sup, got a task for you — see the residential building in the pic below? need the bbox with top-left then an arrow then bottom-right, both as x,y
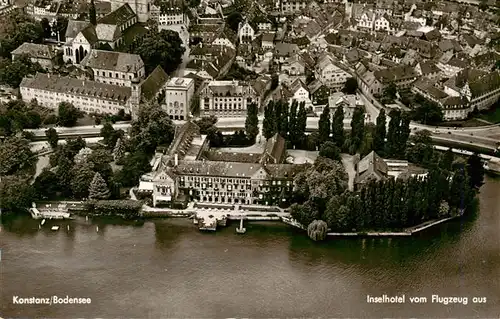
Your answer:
11,43 -> 58,70
373,65 -> 418,90
280,0 -> 308,14
355,151 -> 427,188
414,61 -> 441,80
157,0 -> 189,27
308,80 -> 330,106
287,79 -> 311,106
199,80 -> 258,117
20,73 -> 133,115
164,77 -> 195,120
327,92 -> 364,119
281,54 -> 305,76
238,21 -> 255,44
80,50 -> 145,87
357,11 -> 376,30
316,54 -> 352,91
261,33 -> 275,50
274,43 -> 300,64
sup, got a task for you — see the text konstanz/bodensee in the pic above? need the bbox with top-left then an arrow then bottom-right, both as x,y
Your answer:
12,296 -> 92,305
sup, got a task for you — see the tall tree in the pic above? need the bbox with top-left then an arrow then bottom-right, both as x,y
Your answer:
467,153 -> 484,189
88,172 -> 111,200
386,109 -> 401,157
45,127 -> 59,149
373,108 -> 386,155
115,151 -> 152,187
278,101 -> 289,138
33,169 -> 60,199
342,77 -> 358,95
318,105 -> 331,143
0,136 -> 35,175
113,137 -> 125,163
70,162 -> 95,199
273,100 -> 282,135
40,18 -> 51,38
89,0 -> 97,26
331,105 -> 345,149
350,106 -> 365,153
262,101 -> 275,139
129,103 -> 175,154
296,102 -> 307,146
319,141 -> 341,161
0,175 -> 36,211
440,148 -> 454,171
130,29 -> 185,74
288,100 -> 298,147
101,121 -> 116,148
57,102 -> 80,127
245,102 -> 259,142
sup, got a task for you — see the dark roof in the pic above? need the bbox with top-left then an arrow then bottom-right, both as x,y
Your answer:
81,50 -> 144,73
173,160 -> 304,179
468,71 -> 500,99
413,78 -> 448,100
140,66 -> 169,101
473,52 -> 500,69
374,65 -> 418,83
80,25 -> 99,45
462,34 -> 482,48
20,73 -> 131,102
274,42 -> 299,57
419,61 -> 440,75
356,151 -> 388,184
261,133 -> 286,164
65,20 -> 91,39
98,3 -> 135,25
11,43 -> 55,59
168,120 -> 200,158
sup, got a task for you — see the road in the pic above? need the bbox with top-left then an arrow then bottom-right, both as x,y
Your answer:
24,114 -> 499,153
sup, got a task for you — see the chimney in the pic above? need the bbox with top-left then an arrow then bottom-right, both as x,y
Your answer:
174,153 -> 178,166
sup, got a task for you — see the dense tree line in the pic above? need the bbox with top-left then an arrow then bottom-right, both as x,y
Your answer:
263,100 -> 307,147
289,125 -> 483,233
290,159 -> 478,232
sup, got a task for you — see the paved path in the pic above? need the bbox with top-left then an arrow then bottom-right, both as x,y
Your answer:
341,154 -> 356,191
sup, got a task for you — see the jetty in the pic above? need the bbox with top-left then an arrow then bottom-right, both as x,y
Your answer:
29,203 -> 71,220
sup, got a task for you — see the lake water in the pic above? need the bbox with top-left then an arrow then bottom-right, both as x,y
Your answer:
1,177 -> 499,318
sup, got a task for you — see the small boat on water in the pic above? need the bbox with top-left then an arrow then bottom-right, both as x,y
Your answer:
236,218 -> 246,234
41,219 -> 46,226
51,226 -> 59,231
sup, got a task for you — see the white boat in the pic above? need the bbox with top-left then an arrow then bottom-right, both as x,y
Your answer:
236,218 -> 246,234
51,226 -> 59,231
41,219 -> 46,226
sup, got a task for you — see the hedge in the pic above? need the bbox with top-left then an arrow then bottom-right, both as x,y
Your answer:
84,200 -> 143,219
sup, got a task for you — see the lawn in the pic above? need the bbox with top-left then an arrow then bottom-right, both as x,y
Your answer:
438,118 -> 492,128
479,106 -> 500,124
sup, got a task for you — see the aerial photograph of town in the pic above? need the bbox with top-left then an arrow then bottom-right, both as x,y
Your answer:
0,0 -> 498,316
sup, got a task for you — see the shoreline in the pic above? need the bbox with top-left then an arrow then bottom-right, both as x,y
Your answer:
7,201 -> 464,238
